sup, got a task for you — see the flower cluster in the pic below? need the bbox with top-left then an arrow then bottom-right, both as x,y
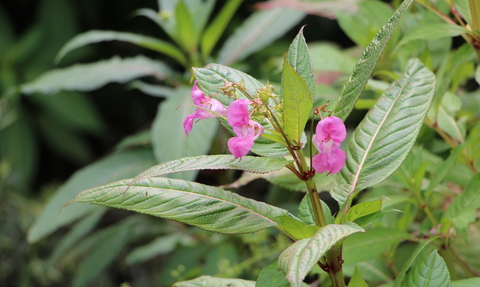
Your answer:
183,82 -> 263,159
312,116 -> 346,175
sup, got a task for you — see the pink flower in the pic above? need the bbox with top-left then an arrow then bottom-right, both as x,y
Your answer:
183,81 -> 227,136
227,99 -> 264,159
312,116 -> 346,175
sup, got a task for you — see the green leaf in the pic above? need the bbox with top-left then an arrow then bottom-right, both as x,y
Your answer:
452,278 -> 480,287
343,228 -> 410,264
392,238 -> 437,287
330,0 -> 414,121
348,266 -> 369,287
282,58 -> 313,144
130,155 -> 288,183
256,261 -> 289,287
286,26 -> 315,96
218,8 -> 305,65
402,250 -> 450,287
21,56 -> 172,95
128,80 -> 174,98
298,194 -> 334,225
353,208 -> 401,228
54,30 -> 187,66
151,87 -> 218,181
175,0 -> 197,52
27,149 -> 156,243
445,173 -> 480,230
332,59 -> 435,207
70,177 -> 289,234
276,215 -> 320,240
173,275 -> 255,287
454,0 -> 472,25
201,0 -> 242,59
344,199 -> 382,223
278,222 -> 364,287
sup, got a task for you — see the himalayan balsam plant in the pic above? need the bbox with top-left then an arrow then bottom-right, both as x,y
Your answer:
64,0 -> 480,286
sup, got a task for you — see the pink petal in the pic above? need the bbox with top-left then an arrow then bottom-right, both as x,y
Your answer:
228,136 -> 254,159
315,116 -> 346,142
191,81 -> 205,105
312,147 -> 346,175
228,99 -> 250,127
183,113 -> 195,136
210,98 -> 228,117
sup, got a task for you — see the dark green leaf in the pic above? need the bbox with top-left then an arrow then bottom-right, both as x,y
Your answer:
256,261 -> 289,287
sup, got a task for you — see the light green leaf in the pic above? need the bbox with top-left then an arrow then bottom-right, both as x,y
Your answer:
128,80 -> 174,98
332,59 -> 435,207
21,56 -> 172,95
201,0 -> 242,59
452,278 -> 480,287
174,275 -> 255,287
278,222 -> 364,287
282,58 -> 313,144
256,261 -> 289,287
286,26 -> 315,96
402,250 -> 450,287
276,215 -> 320,240
330,0 -> 414,121
218,8 -> 304,65
348,266 -> 369,287
344,200 -> 382,223
54,30 -> 187,65
27,149 -> 156,243
298,194 -> 335,225
343,228 -> 410,264
454,0 -> 472,25
175,0 -> 197,52
353,208 -> 401,228
130,155 -> 288,184
151,87 -> 218,181
70,177 -> 289,234
445,173 -> 480,230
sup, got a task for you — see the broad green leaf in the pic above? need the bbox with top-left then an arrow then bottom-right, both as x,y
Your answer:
175,0 -> 197,52
445,173 -> 480,230
173,275 -> 255,287
256,261 -> 289,287
392,238 -> 438,287
402,251 -> 450,287
27,149 -> 156,243
343,228 -> 410,264
454,0 -> 472,25
332,59 -> 435,206
276,215 -> 320,240
286,26 -> 315,96
54,30 -> 187,66
21,56 -> 172,95
452,278 -> 480,287
282,58 -> 312,144
348,266 -> 369,287
218,8 -> 304,65
298,194 -> 335,226
344,199 -> 382,223
278,222 -> 364,287
201,0 -> 242,59
151,87 -> 218,181
70,177 -> 289,234
330,0 -> 414,121
353,208 -> 401,228
130,155 -> 288,184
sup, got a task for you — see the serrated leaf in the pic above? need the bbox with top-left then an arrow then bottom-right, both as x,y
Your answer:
278,222 -> 364,287
218,8 -> 304,65
54,30 -> 187,65
282,58 -> 313,144
348,266 -> 369,287
332,59 -> 435,207
330,0 -> 414,121
286,26 -> 315,96
70,177 -> 289,234
27,149 -> 156,243
174,275 -> 255,287
256,261 -> 289,287
402,250 -> 450,287
131,155 -> 288,184
445,173 -> 480,230
344,199 -> 382,223
21,56 -> 172,95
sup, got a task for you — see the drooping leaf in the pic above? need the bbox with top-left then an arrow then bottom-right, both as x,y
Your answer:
445,173 -> 480,230
278,222 -> 364,287
218,8 -> 305,65
256,261 -> 289,287
402,250 -> 450,287
70,177 -> 289,234
54,30 -> 187,65
330,0 -> 414,121
173,275 -> 255,287
21,56 -> 172,95
282,58 -> 313,144
128,80 -> 174,98
27,149 -> 156,243
286,26 -> 315,96
332,59 -> 435,207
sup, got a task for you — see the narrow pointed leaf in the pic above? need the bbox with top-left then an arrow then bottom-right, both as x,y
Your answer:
70,177 -> 289,234
330,0 -> 414,121
282,59 -> 312,144
21,56 -> 172,95
403,250 -> 450,287
344,199 -> 382,223
175,0 -> 197,52
286,26 -> 315,96
332,59 -> 435,206
348,266 -> 369,287
278,222 -> 364,287
174,275 -> 255,287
